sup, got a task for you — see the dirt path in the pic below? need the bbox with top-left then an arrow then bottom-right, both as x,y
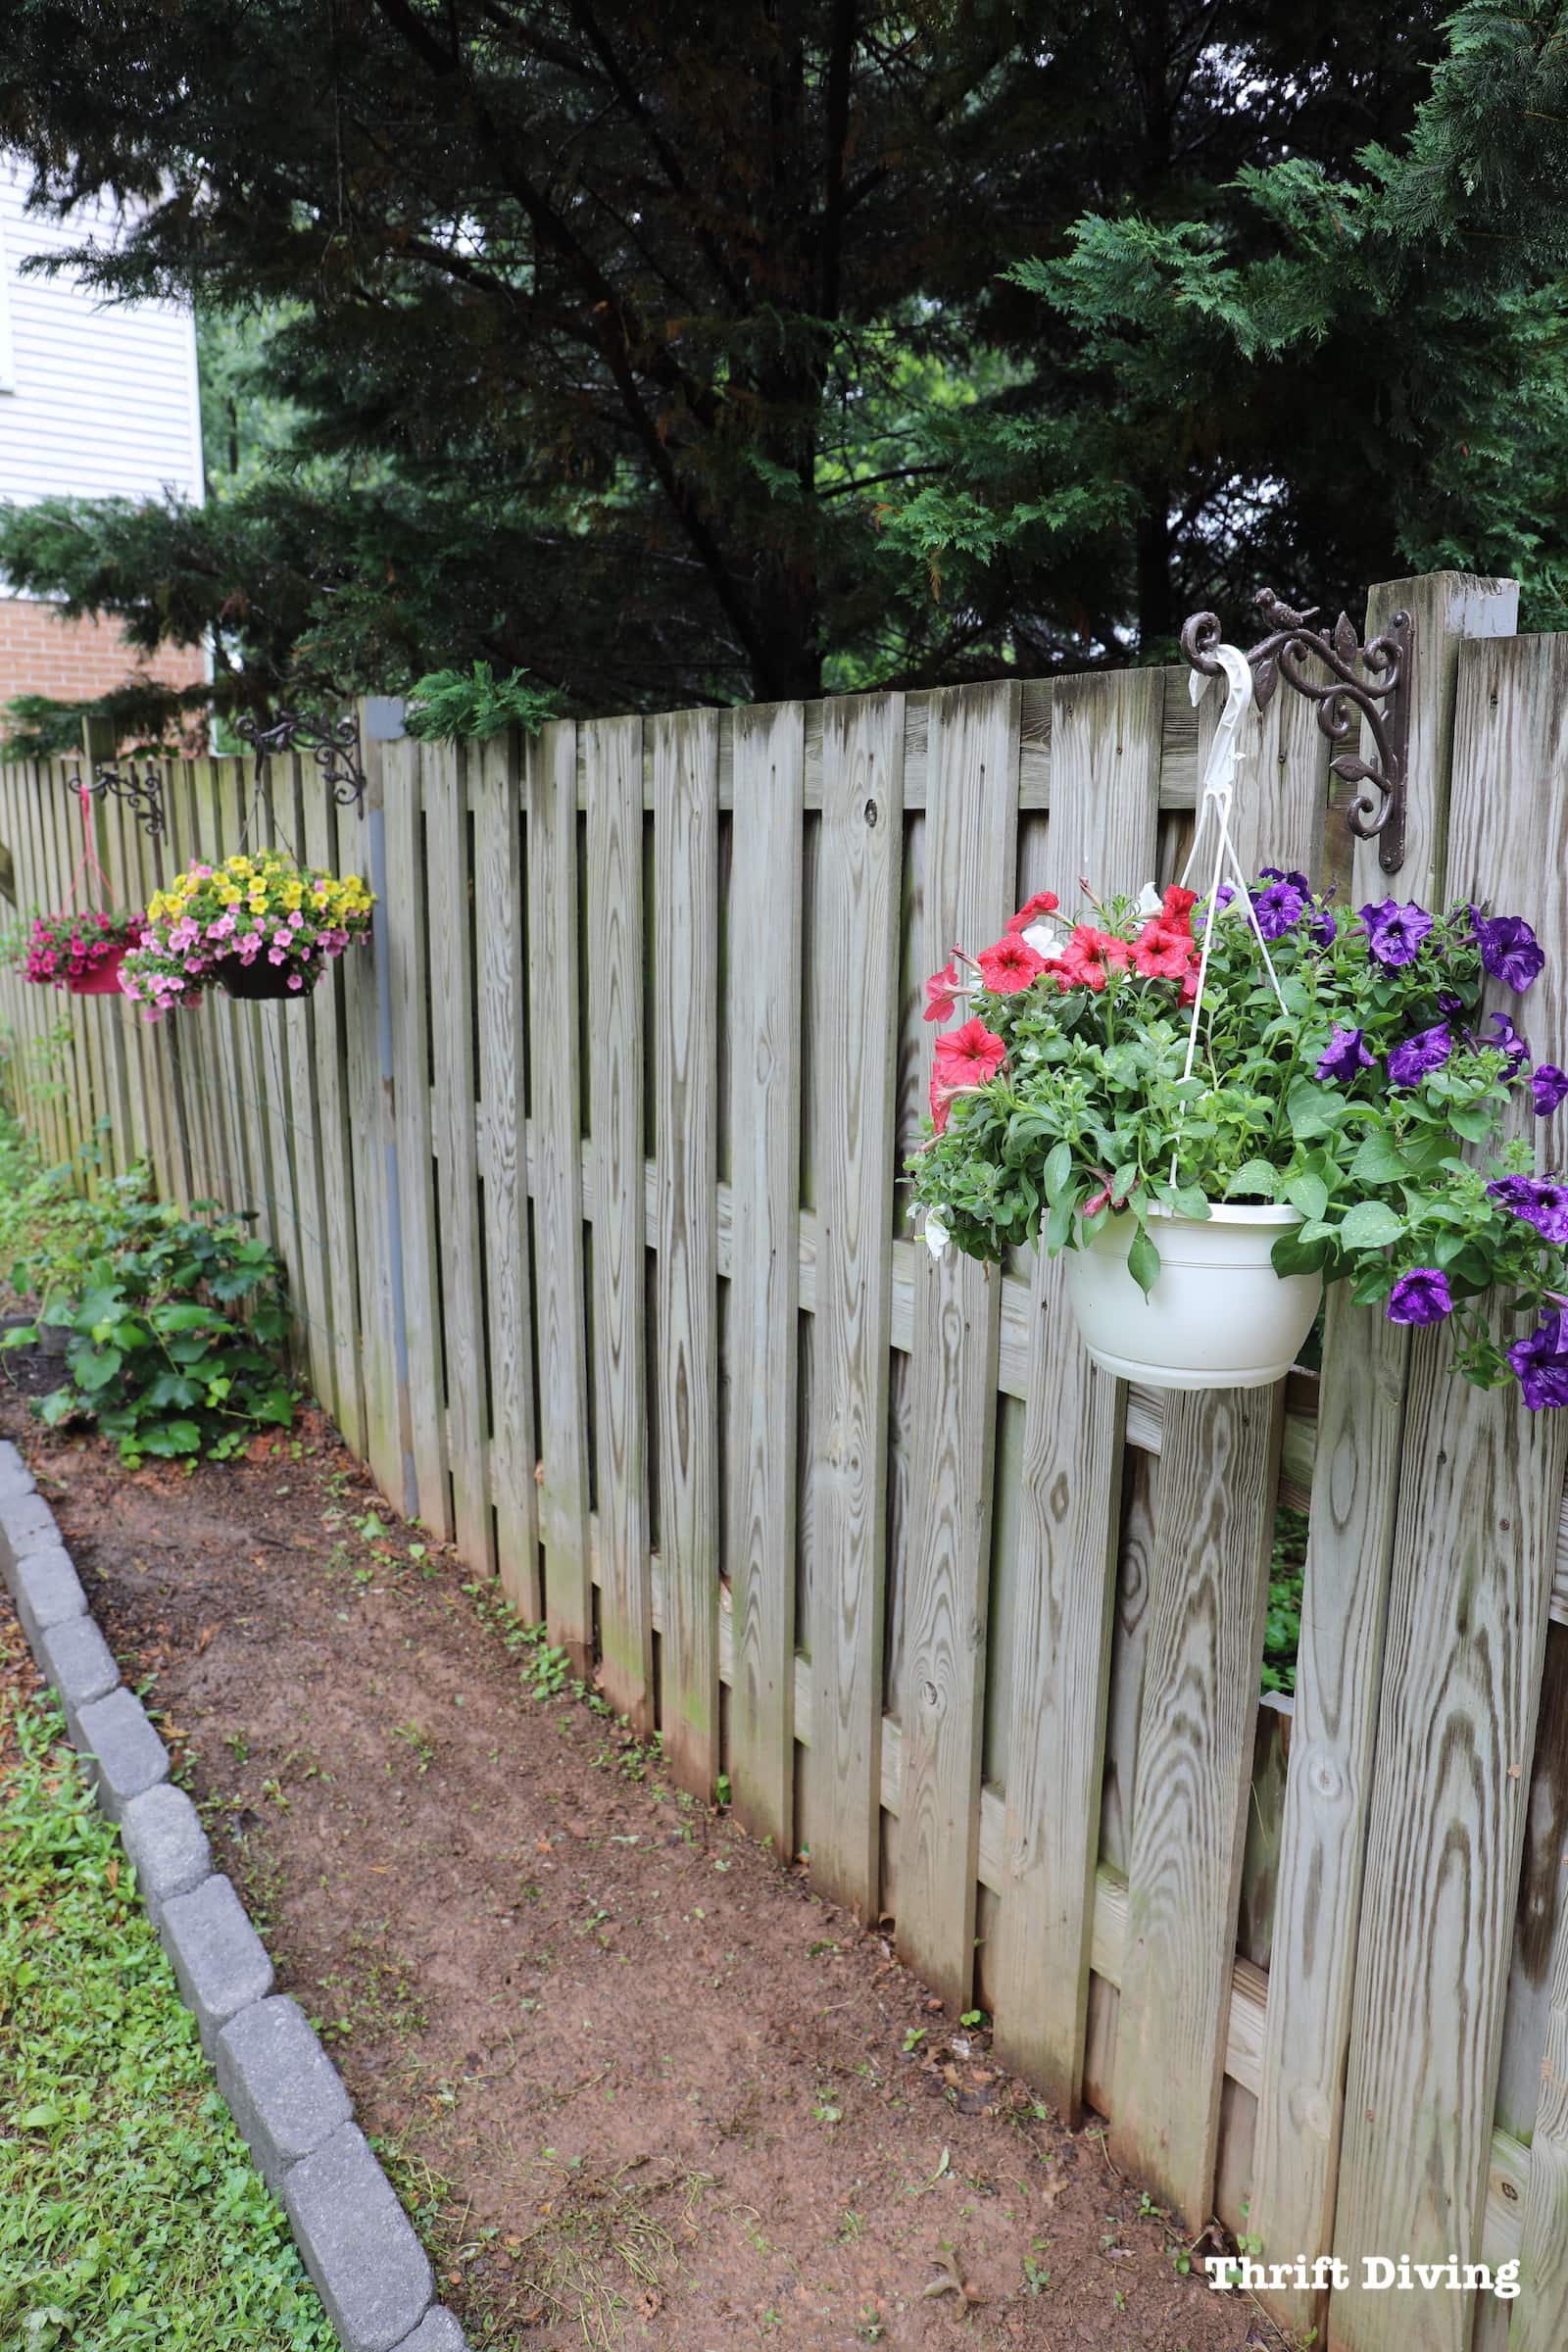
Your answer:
0,1363 -> 1281,2352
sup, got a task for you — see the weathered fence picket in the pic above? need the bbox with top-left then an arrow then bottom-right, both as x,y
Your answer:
4,570 -> 1568,2349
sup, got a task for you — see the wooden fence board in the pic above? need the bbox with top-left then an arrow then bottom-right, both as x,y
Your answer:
529,719 -> 592,1667
1330,626 -> 1568,2352
1514,1838 -> 1568,2351
1109,1379 -> 1285,2226
473,732 -> 540,1618
725,700 -> 804,1846
587,713 -> 653,1723
302,777 -> 367,1457
384,738 -> 452,1541
425,742 -> 492,1572
273,755 -> 337,1413
1250,571 -> 1514,2336
653,708 -> 721,1792
808,692 -> 905,1916
899,679 -> 1019,2011
991,664 -> 1160,2115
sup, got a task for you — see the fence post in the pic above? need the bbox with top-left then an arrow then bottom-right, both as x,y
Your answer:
1244,575 -> 1519,2336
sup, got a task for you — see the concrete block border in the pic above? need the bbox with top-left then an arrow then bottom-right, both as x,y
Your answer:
0,1441 -> 466,2352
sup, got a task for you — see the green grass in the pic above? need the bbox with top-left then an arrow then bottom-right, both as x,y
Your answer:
0,1691 -> 335,2351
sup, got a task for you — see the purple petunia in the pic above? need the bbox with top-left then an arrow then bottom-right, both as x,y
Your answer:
1533,1064 -> 1568,1116
1437,989 -> 1465,1018
1307,903 -> 1337,949
1251,878 -> 1308,939
1386,1267 -> 1454,1326
1507,1310 -> 1568,1409
1259,867 -> 1311,893
1359,897 -> 1434,967
1388,1022 -> 1454,1089
1488,1173 -> 1568,1246
1484,1010 -> 1530,1067
1473,911 -> 1544,994
1316,1024 -> 1375,1083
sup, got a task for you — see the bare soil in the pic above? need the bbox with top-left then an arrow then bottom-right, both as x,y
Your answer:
0,1355 -> 1283,2352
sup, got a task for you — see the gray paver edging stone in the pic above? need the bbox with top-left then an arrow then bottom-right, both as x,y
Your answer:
0,1432 -> 466,2352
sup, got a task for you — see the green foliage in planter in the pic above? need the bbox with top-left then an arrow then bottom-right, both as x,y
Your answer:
3,1170 -> 295,1463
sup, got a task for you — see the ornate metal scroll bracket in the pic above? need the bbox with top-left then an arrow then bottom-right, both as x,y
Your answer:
66,761 -> 167,841
231,709 -> 367,816
1180,588 -> 1414,873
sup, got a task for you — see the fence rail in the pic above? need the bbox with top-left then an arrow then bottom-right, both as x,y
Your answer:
3,571 -> 1567,2351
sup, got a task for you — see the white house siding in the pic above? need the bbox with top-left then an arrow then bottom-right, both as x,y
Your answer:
0,157 -> 204,517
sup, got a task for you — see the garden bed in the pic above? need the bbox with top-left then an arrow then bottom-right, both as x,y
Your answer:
0,1365 -> 1277,2351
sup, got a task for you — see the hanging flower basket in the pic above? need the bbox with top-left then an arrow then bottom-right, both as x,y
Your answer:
908,649 -> 1568,1405
1064,1203 -> 1322,1390
122,852 -> 374,1018
21,910 -> 144,996
212,951 -> 322,1003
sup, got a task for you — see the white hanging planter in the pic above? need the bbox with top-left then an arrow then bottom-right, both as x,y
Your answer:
1063,1202 -> 1322,1391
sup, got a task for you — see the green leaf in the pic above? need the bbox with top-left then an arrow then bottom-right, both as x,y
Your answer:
36,1389 -> 75,1426
1223,1158 -> 1278,1200
1286,1082 -> 1349,1141
138,1419 -> 203,1457
1340,1200 -> 1404,1250
1350,1131 -> 1409,1185
71,1346 -> 122,1393
1282,1171 -> 1329,1221
1168,1184 -> 1211,1221
1126,1226 -> 1161,1298
151,1302 -> 223,1334
1043,1194 -> 1075,1253
1042,1141 -> 1073,1205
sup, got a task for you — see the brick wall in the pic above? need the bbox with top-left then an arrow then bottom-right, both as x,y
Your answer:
0,595 -> 204,715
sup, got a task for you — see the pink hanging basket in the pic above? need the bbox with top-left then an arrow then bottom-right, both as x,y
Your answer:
68,944 -> 131,997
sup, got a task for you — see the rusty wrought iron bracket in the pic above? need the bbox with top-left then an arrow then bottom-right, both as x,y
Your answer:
231,709 -> 367,816
66,760 -> 167,841
1180,589 -> 1413,872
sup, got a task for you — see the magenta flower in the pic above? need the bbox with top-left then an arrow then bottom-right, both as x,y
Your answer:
1387,1268 -> 1454,1326
1388,1023 -> 1453,1089
1359,898 -> 1434,967
1508,1311 -> 1568,1408
1489,1174 -> 1568,1245
1316,1024 -> 1374,1083
1474,911 -> 1544,993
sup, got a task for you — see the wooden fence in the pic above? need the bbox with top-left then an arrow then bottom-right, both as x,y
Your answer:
3,571 -> 1568,2351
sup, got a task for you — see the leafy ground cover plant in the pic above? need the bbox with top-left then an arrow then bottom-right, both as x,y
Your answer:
4,1167 -> 294,1462
908,876 -> 1568,1403
0,1681 -> 334,2351
122,853 -> 373,1018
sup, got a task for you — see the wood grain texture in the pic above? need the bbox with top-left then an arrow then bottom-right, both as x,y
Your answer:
1108,1380 -> 1285,2226
473,733 -> 540,1618
302,774 -> 368,1458
653,708 -> 721,1792
1331,623 -> 1568,2352
725,700 -> 804,1844
342,735 -> 398,1506
1514,1821 -> 1568,2352
587,714 -> 653,1724
384,737 -> 453,1541
426,741 -> 493,1575
528,719 -> 592,1668
808,692 -> 905,1913
990,663 -> 1160,2114
898,679 -> 1019,2011
1250,573 -> 1513,2338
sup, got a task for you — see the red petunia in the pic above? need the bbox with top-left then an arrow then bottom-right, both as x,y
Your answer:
929,1066 -> 956,1136
1159,884 -> 1198,932
1054,925 -> 1131,993
922,958 -> 961,1023
1131,921 -> 1195,981
1005,890 -> 1060,936
976,934 -> 1047,995
934,1016 -> 1005,1088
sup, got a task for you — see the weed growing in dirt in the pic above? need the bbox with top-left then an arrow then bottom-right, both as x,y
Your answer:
0,1693 -> 332,2350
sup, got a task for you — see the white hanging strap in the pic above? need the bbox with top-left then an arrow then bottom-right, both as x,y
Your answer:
1178,645 -> 1290,1088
